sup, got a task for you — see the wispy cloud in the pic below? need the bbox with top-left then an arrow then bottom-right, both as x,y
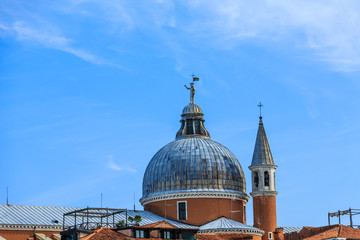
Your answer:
3,0 -> 360,71
181,0 -> 360,71
106,155 -> 136,173
0,1 -> 121,67
10,21 -> 109,65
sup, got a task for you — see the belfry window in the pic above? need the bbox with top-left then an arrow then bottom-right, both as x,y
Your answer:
177,201 -> 187,220
264,171 -> 270,187
254,172 -> 259,188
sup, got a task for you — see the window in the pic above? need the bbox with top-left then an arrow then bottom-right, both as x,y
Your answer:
177,201 -> 187,220
194,120 -> 201,134
186,120 -> 194,134
135,230 -> 144,238
162,231 -> 176,239
264,171 -> 270,187
268,232 -> 273,239
254,172 -> 259,188
243,205 -> 246,222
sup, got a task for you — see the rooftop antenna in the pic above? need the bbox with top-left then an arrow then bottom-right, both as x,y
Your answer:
258,102 -> 263,120
133,193 -> 135,211
101,193 -> 103,208
6,186 -> 9,206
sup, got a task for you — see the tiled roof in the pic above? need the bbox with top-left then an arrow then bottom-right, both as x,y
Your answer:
0,204 -> 81,228
81,227 -> 164,240
198,217 -> 263,235
80,227 -> 133,240
140,220 -> 177,229
283,224 -> 360,240
303,225 -> 360,240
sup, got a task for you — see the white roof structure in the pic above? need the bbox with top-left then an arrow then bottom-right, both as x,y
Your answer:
198,217 -> 264,235
278,226 -> 303,234
0,204 -> 197,230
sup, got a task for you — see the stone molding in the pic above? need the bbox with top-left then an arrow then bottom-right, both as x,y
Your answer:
140,191 -> 250,205
0,224 -> 62,231
249,165 -> 277,171
250,191 -> 278,197
198,228 -> 264,236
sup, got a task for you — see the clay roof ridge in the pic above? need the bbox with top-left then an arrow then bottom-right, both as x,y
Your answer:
338,224 -> 342,237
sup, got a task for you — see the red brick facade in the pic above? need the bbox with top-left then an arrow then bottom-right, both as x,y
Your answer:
252,196 -> 277,240
144,198 -> 247,226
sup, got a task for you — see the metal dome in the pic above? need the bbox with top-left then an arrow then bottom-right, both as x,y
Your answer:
182,103 -> 203,114
140,80 -> 248,205
140,137 -> 247,204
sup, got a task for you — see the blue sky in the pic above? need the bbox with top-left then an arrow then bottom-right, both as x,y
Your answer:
1,0 -> 360,228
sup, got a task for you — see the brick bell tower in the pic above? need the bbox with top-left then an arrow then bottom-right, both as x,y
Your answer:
249,105 -> 278,240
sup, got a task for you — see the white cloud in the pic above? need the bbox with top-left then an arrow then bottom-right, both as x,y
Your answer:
3,0 -> 360,71
9,21 -> 108,65
181,0 -> 360,71
106,155 -> 137,173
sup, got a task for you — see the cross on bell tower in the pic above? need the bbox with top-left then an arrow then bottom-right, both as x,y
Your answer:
249,103 -> 278,240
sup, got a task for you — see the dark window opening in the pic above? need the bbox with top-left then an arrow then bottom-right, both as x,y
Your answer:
186,120 -> 194,134
244,205 -> 246,222
264,171 -> 270,187
161,230 -> 178,239
194,120 -> 201,134
254,172 -> 259,188
134,230 -> 150,238
178,202 -> 187,220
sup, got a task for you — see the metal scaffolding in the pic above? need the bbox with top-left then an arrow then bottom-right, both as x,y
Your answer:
328,208 -> 360,228
63,207 -> 127,230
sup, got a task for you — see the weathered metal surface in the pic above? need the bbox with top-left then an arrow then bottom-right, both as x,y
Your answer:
250,117 -> 274,166
198,217 -> 264,234
142,137 -> 246,200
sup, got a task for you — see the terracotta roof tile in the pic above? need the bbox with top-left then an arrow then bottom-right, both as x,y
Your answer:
284,224 -> 360,240
140,220 -> 178,229
80,227 -> 132,240
80,227 -> 163,240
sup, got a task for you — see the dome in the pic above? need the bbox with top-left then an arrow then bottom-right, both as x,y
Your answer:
140,137 -> 247,203
182,103 -> 203,115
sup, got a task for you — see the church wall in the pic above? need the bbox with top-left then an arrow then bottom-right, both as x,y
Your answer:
144,198 -> 246,226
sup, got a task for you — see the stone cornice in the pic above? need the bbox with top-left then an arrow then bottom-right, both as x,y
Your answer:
198,228 -> 264,236
0,224 -> 63,231
249,165 -> 277,171
250,191 -> 278,197
140,191 -> 250,205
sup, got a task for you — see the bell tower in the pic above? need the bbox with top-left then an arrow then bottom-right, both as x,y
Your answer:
249,105 -> 278,240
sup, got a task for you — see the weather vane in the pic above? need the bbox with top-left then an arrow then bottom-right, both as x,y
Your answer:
184,74 -> 199,104
258,102 -> 263,118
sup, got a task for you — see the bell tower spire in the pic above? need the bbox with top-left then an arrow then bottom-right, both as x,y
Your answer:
249,103 -> 278,240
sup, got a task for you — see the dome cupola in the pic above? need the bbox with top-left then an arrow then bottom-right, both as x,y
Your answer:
140,77 -> 249,225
